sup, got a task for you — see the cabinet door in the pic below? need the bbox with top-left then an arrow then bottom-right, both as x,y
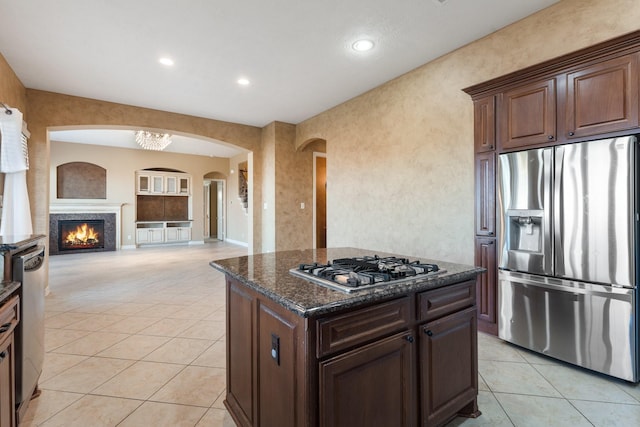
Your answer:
137,175 -> 150,193
226,280 -> 256,426
474,95 -> 496,152
178,227 -> 191,241
320,331 -> 416,427
565,54 -> 639,139
474,152 -> 495,237
420,307 -> 478,427
499,78 -> 556,149
136,229 -> 150,244
151,176 -> 164,193
179,177 -> 190,195
0,334 -> 15,427
475,237 -> 497,335
165,176 -> 177,194
149,229 -> 164,243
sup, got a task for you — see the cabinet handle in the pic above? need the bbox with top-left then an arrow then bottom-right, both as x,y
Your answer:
0,351 -> 5,359
568,131 -> 575,136
489,145 -> 494,149
424,330 -> 434,337
405,335 -> 414,343
0,322 -> 11,333
547,135 -> 554,140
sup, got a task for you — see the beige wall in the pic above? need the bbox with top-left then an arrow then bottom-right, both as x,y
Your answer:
296,0 -> 640,264
50,140 -> 232,246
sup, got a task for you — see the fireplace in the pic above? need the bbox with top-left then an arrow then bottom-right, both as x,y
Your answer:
58,220 -> 104,252
49,212 -> 117,255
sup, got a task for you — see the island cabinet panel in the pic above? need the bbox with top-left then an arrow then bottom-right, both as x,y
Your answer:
564,53 -> 639,139
319,331 -> 416,427
316,296 -> 411,358
257,302 -> 299,427
226,281 -> 256,427
420,306 -> 478,427
418,280 -> 475,322
498,78 -> 556,150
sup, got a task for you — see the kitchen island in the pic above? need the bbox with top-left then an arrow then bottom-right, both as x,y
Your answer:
211,248 -> 484,427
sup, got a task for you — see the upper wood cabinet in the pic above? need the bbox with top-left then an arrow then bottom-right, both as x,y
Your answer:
499,78 -> 556,150
473,96 -> 496,152
563,53 -> 639,139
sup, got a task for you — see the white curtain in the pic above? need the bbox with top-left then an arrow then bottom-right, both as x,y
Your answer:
0,107 -> 33,236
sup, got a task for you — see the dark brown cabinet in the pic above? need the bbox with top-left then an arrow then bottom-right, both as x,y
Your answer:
225,281 -> 255,427
499,78 -> 556,150
0,296 -> 18,427
474,238 -> 497,335
320,331 -> 415,427
420,307 -> 478,427
474,152 -> 495,237
225,275 -> 479,427
564,54 -> 639,139
466,31 -> 640,339
473,96 -> 496,152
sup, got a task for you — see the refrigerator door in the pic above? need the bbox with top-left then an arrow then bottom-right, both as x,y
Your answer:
498,270 -> 637,382
497,148 -> 553,275
554,136 -> 637,287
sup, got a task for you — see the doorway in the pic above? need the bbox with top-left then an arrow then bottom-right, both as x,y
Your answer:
204,179 -> 225,240
314,153 -> 327,248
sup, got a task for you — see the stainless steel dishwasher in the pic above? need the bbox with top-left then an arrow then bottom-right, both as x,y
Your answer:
12,241 -> 46,423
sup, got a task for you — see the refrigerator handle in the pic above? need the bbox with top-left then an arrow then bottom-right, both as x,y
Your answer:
554,145 -> 564,275
543,148 -> 553,274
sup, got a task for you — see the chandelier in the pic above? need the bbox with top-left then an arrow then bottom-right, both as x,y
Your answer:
134,130 -> 172,151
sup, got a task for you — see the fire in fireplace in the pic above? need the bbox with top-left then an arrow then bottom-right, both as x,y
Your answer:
58,220 -> 104,251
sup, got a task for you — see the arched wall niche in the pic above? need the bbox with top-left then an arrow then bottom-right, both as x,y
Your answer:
56,161 -> 106,199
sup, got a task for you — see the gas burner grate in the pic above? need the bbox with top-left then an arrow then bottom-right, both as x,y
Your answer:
292,255 -> 444,292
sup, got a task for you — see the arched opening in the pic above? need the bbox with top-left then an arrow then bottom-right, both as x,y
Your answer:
300,138 -> 327,248
48,125 -> 251,249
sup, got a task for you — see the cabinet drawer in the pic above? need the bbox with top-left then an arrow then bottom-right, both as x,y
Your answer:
317,297 -> 411,358
0,295 -> 19,340
418,280 -> 475,322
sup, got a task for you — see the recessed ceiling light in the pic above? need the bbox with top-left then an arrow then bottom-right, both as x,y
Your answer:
159,57 -> 174,66
237,78 -> 250,86
352,39 -> 374,52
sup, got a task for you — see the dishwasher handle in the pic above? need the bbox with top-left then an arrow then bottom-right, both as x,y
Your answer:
17,244 -> 46,272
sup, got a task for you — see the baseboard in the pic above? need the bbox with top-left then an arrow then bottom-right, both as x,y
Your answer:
121,244 -> 137,250
189,240 -> 205,245
225,238 -> 249,247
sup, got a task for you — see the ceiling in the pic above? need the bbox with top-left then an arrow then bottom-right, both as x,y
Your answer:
0,0 -> 559,157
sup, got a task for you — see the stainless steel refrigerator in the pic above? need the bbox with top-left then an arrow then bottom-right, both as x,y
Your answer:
497,135 -> 639,382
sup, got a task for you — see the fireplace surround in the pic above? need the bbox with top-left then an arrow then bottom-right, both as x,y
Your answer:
49,204 -> 123,255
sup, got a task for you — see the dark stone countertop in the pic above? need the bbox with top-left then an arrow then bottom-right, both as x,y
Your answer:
0,234 -> 46,252
0,281 -> 20,304
210,247 -> 484,317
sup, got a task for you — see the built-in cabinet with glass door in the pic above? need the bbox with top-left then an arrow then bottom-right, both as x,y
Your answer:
135,170 -> 192,245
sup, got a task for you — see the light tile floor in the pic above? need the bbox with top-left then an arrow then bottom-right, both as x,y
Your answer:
21,242 -> 640,426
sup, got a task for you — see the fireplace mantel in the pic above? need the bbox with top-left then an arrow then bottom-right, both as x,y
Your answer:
49,204 -> 124,250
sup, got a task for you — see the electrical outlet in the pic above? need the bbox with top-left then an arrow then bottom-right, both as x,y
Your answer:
127,235 -> 131,240
300,202 -> 305,209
